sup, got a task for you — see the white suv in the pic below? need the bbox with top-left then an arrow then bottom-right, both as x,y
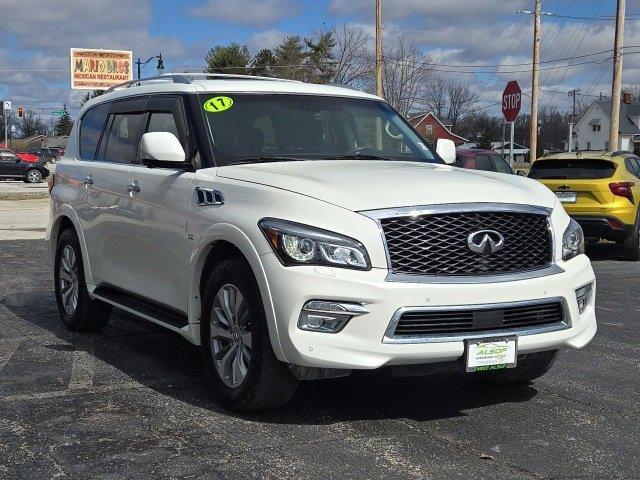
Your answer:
47,74 -> 597,411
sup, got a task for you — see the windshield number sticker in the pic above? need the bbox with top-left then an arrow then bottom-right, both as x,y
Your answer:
204,96 -> 234,113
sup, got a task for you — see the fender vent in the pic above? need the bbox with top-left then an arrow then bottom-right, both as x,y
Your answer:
195,187 -> 224,206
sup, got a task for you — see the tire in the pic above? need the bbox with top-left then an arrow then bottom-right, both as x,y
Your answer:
621,214 -> 640,261
54,228 -> 112,331
25,169 -> 43,183
479,350 -> 558,385
201,257 -> 298,412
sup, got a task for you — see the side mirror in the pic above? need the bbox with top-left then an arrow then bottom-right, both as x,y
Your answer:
140,132 -> 185,163
436,138 -> 456,165
516,170 -> 528,177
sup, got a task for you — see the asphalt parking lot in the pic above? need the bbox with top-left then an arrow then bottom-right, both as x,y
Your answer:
1,233 -> 639,478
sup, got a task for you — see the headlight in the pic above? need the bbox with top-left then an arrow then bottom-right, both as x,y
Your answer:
259,218 -> 371,270
562,219 -> 584,261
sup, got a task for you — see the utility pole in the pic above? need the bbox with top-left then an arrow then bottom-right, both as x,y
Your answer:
375,0 -> 383,97
609,0 -> 626,152
568,88 -> 581,122
568,88 -> 581,152
529,0 -> 541,162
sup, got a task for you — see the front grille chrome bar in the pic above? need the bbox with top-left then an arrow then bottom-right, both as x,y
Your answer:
383,297 -> 571,344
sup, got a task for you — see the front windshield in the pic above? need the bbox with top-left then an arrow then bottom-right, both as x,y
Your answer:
200,93 -> 439,166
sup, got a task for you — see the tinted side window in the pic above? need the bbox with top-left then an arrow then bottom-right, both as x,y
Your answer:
147,112 -> 180,140
491,155 -> 513,174
474,155 -> 494,171
79,103 -> 110,160
626,158 -> 640,178
100,113 -> 144,164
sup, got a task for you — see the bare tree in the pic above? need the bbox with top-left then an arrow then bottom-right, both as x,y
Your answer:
380,39 -> 433,117
19,110 -> 47,138
446,81 -> 478,131
423,77 -> 447,118
331,24 -> 371,87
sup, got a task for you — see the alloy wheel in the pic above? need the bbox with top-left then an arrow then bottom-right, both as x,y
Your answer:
210,284 -> 252,388
59,245 -> 79,315
27,170 -> 41,183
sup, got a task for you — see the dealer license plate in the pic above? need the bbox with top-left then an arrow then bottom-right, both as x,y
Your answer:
466,336 -> 518,372
555,191 -> 577,203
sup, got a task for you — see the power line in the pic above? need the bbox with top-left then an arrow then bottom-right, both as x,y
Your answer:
5,43 -> 640,75
539,87 -> 600,97
517,9 -> 640,20
384,50 -> 640,75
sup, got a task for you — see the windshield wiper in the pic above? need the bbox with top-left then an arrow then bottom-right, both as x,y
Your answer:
233,156 -> 306,165
321,154 -> 393,161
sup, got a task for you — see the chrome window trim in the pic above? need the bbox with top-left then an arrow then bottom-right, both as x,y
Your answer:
360,203 -> 557,284
383,297 -> 571,344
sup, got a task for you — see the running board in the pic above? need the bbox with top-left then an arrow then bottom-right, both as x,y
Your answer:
92,286 -> 189,330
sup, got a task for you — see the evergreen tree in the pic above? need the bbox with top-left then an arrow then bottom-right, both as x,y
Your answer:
80,90 -> 104,107
477,129 -> 493,150
251,49 -> 276,77
54,105 -> 74,136
274,36 -> 308,81
305,31 -> 336,84
204,43 -> 250,75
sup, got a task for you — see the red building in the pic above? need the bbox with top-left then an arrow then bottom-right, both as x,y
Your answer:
409,112 -> 469,146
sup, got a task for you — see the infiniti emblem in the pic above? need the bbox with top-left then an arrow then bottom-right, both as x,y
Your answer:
467,230 -> 505,255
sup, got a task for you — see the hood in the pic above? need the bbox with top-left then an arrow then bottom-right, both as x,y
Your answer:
216,160 -> 557,211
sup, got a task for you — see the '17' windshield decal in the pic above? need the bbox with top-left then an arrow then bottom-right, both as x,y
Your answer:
203,96 -> 234,113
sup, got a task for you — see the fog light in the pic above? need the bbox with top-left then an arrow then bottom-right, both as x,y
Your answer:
298,300 -> 368,333
575,283 -> 593,314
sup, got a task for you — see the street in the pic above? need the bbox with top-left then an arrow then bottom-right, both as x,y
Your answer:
0,231 -> 638,478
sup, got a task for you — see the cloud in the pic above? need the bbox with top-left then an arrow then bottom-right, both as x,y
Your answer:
0,0 -> 189,111
325,0 -> 640,113
247,29 -> 288,53
329,0 -> 530,21
190,0 -> 301,27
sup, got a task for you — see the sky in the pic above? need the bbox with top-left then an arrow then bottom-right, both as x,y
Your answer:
1,0 -> 639,122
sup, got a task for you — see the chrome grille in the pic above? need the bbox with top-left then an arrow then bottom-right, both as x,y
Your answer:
388,301 -> 565,340
379,210 -> 552,276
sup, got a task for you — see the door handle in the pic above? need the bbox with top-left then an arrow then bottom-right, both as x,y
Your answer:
83,175 -> 94,186
126,181 -> 141,194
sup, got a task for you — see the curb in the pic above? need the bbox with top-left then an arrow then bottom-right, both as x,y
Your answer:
0,193 -> 50,201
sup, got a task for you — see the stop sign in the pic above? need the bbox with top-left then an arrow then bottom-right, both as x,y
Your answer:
502,80 -> 522,122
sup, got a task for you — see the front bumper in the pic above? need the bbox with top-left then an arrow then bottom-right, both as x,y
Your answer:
262,253 -> 597,369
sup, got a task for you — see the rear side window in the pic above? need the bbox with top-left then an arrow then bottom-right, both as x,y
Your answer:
99,113 -> 145,164
625,158 -> 640,178
491,155 -> 513,174
474,155 -> 494,172
528,159 -> 617,179
460,157 -> 476,170
79,103 -> 110,160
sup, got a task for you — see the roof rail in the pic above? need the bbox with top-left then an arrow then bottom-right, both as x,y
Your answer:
180,72 -> 299,83
105,74 -> 193,93
104,72 -> 300,94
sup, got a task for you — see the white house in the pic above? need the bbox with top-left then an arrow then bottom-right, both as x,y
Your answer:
575,96 -> 640,152
491,142 -> 531,163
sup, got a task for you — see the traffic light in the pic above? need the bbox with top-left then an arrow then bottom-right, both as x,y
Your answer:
17,106 -> 23,118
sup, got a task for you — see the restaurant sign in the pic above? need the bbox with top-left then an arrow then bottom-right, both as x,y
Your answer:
70,48 -> 133,90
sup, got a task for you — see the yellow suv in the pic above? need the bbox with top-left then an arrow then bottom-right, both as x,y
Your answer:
529,151 -> 640,260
